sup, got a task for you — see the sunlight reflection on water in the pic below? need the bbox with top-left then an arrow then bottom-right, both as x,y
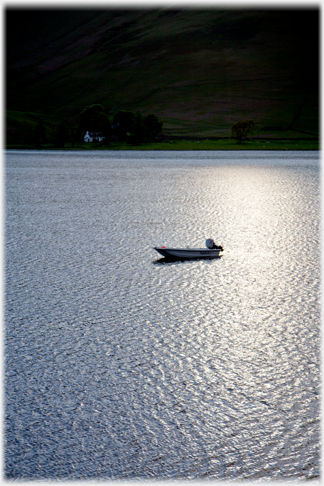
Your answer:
5,150 -> 320,481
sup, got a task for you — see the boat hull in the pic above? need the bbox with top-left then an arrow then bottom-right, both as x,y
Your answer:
154,247 -> 222,259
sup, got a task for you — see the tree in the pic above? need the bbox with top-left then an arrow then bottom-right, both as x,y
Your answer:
34,121 -> 47,145
231,119 -> 256,144
130,112 -> 146,144
97,112 -> 112,143
143,114 -> 163,140
65,118 -> 78,148
55,122 -> 67,148
111,110 -> 163,143
112,111 -> 134,141
78,104 -> 111,142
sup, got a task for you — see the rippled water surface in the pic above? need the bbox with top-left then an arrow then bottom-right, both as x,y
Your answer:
5,150 -> 320,480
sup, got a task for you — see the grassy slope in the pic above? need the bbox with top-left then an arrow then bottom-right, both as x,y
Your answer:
6,8 -> 319,140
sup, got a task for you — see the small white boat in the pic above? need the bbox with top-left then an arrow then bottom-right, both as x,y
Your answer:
154,247 -> 223,259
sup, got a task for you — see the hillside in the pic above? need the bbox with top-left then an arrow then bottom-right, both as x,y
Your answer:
6,8 -> 319,139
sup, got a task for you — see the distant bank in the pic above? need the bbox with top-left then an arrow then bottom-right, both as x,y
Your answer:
6,139 -> 319,151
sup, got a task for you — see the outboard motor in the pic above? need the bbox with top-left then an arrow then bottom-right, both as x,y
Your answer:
206,238 -> 215,249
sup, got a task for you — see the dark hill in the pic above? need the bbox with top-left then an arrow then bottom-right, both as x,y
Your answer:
6,8 -> 319,138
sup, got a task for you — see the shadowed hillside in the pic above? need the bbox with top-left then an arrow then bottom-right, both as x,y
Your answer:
6,7 -> 319,139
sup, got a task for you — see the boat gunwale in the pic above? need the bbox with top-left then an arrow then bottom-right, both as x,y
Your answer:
154,247 -> 223,259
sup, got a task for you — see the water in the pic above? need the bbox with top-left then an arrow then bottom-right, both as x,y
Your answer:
5,150 -> 320,481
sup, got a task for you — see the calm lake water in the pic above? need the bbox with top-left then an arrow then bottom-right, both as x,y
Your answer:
5,150 -> 320,481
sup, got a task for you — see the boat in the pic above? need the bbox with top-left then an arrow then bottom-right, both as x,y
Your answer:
154,238 -> 223,259
154,247 -> 223,259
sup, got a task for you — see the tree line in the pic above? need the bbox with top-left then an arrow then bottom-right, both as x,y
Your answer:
31,104 -> 163,147
7,102 -> 257,147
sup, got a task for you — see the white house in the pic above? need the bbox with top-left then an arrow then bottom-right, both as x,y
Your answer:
84,131 -> 105,142
84,131 -> 92,142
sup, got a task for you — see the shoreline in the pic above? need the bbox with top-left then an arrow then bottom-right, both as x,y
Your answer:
5,139 -> 320,151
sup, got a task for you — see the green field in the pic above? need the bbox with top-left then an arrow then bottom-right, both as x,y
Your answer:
6,139 -> 319,151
